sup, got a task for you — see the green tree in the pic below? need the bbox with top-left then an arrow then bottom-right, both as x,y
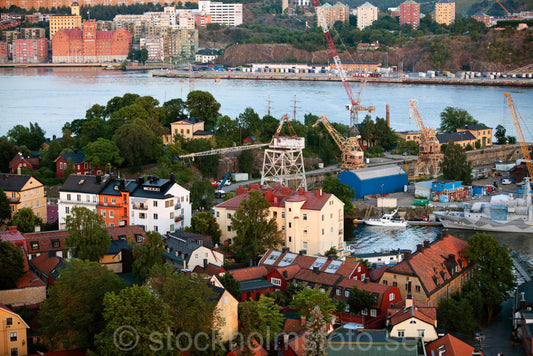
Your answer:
439,107 -> 479,133
186,90 -> 221,130
113,118 -> 164,170
95,285 -> 172,355
507,136 -> 517,144
238,107 -> 262,139
324,246 -> 338,259
148,265 -> 220,353
242,295 -> 284,345
322,176 -> 356,216
231,190 -> 283,264
0,137 -> 29,173
437,293 -> 479,338
290,288 -> 336,322
238,149 -> 255,175
0,240 -> 25,290
218,272 -> 241,300
304,306 -> 328,356
84,138 -> 124,171
495,125 -> 507,144
11,207 -> 41,233
190,179 -> 215,211
0,189 -> 11,225
140,48 -> 148,64
464,232 -> 515,324
7,122 -> 46,151
190,211 -> 221,245
39,139 -> 63,170
347,287 -> 376,315
39,260 -> 126,350
163,98 -> 188,127
65,206 -> 111,261
132,231 -> 165,284
440,141 -> 472,185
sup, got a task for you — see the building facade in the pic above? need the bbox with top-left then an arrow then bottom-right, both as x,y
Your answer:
356,2 -> 379,30
49,3 -> 82,39
54,151 -> 101,179
52,19 -> 132,64
0,304 -> 29,356
214,186 -> 345,256
400,0 -> 420,29
0,174 -> 47,221
198,0 -> 243,26
13,38 -> 48,63
316,2 -> 350,28
435,0 -> 455,25
456,124 -> 492,147
140,35 -> 164,62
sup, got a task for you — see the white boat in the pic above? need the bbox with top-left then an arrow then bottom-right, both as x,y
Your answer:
365,209 -> 407,227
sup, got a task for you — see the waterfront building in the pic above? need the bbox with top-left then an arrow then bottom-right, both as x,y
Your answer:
380,232 -> 474,307
49,2 -> 82,39
338,164 -> 409,199
198,0 -> 243,26
140,35 -> 164,62
400,0 -> 420,29
0,41 -> 7,63
195,48 -> 218,63
435,0 -> 455,25
214,185 -> 345,256
456,124 -> 493,147
0,174 -> 47,221
13,38 -> 48,63
356,2 -> 379,30
52,19 -> 132,64
341,61 -> 381,73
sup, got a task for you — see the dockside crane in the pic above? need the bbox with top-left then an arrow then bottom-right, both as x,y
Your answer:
505,92 -> 533,181
313,114 -> 366,170
409,99 -> 443,178
310,0 -> 374,134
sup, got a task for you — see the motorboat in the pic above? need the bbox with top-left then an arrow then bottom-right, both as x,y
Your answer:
364,209 -> 407,227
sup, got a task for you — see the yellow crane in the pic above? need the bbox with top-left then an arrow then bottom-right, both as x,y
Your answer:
313,114 -> 366,170
409,99 -> 443,178
504,93 -> 533,180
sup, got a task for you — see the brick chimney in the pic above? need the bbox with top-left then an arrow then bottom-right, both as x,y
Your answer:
299,188 -> 305,195
416,244 -> 424,253
423,240 -> 431,249
403,251 -> 411,260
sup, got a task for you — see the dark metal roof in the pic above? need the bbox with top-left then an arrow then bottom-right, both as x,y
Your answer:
59,151 -> 87,164
240,279 -> 275,292
60,174 -> 108,194
100,179 -> 138,196
163,234 -> 201,263
0,174 -> 32,191
171,231 -> 214,249
131,176 -> 175,199
196,48 -> 218,56
436,131 -> 476,144
108,239 -> 134,254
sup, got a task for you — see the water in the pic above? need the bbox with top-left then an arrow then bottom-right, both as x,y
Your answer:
1,67 -> 532,139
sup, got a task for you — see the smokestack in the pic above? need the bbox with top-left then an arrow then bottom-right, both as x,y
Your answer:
386,104 -> 390,128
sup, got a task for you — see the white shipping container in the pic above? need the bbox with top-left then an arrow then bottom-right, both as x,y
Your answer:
231,173 -> 249,182
377,197 -> 397,208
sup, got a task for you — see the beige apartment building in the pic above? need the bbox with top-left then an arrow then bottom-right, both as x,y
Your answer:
0,174 -> 47,221
49,3 -> 82,39
356,2 -> 378,30
214,186 -> 345,256
435,0 -> 455,25
317,2 -> 350,28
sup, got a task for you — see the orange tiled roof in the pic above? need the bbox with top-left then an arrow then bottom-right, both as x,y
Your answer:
30,254 -> 63,276
425,334 -> 483,356
15,269 -> 45,289
192,263 -> 224,276
229,266 -> 268,282
226,339 -> 268,356
388,305 -> 437,326
385,234 -> 470,295
275,264 -> 301,280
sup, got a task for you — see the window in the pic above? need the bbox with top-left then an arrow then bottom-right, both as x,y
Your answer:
303,229 -> 307,235
52,239 -> 60,248
271,278 -> 281,286
227,213 -> 232,219
417,330 -> 425,338
303,214 -> 307,220
336,288 -> 341,296
6,317 -> 13,326
288,236 -> 291,242
302,241 -> 307,249
288,222 -> 292,228
9,332 -> 17,342
389,293 -> 395,301
322,214 -> 324,221
67,194 -> 71,201
153,201 -> 158,207
102,210 -> 106,217
282,226 -> 285,232
139,213 -> 146,219
154,226 -> 158,232
397,330 -> 405,337
216,211 -> 220,218
112,198 -> 116,205
110,210 -> 114,218
415,285 -> 421,292
227,225 -> 232,232
288,208 -> 291,212
361,309 -> 368,315
77,194 -> 81,201
383,280 -> 388,285
321,228 -> 324,235
170,212 -> 174,219
10,348 -> 18,356
392,282 -> 397,287
370,309 -> 377,317
282,212 -> 285,218
153,213 -> 158,220
30,241 -> 39,250
65,206 -> 70,214
344,289 -> 350,297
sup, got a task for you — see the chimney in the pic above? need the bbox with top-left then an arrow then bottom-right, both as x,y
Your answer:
315,188 -> 323,197
299,249 -> 306,256
34,225 -> 41,232
48,249 -> 56,258
406,280 -> 413,308
403,251 -> 411,260
17,166 -> 21,175
423,240 -> 430,249
203,258 -> 208,269
8,226 -> 17,231
521,292 -> 526,310
300,316 -> 306,326
441,229 -> 448,238
386,104 -> 390,128
416,244 -> 423,253
299,188 -> 305,195
313,266 -> 320,274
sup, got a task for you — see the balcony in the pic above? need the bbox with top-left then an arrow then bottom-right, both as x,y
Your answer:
175,215 -> 184,222
132,204 -> 148,210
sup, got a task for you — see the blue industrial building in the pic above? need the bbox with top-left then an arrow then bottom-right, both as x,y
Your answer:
431,180 -> 462,192
338,164 -> 409,199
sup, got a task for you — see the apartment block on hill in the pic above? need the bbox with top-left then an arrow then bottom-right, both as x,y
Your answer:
214,186 -> 345,255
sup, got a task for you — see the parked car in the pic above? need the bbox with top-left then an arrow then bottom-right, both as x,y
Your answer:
501,178 -> 515,185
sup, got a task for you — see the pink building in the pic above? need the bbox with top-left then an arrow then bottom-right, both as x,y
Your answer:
13,38 -> 48,64
400,0 -> 420,29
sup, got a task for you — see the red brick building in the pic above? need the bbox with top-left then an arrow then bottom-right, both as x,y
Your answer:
52,19 -> 132,64
13,38 -> 48,63
400,0 -> 420,29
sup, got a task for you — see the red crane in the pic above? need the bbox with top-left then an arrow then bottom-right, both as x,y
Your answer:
310,0 -> 374,134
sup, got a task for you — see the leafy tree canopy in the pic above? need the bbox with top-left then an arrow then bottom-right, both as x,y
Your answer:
84,137 -> 123,171
189,211 -> 222,245
241,295 -> 284,345
347,287 -> 376,315
440,141 -> 472,185
65,206 -> 110,261
290,288 -> 336,322
439,107 -> 479,133
11,207 -> 41,233
495,124 -> 507,144
132,231 -> 165,284
190,179 -> 215,212
7,122 -> 46,151
0,189 -> 11,224
322,176 -> 355,216
186,90 -> 221,130
218,272 -> 241,300
304,306 -> 328,356
0,240 -> 25,290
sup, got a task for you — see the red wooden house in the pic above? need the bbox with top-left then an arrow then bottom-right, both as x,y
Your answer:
54,151 -> 101,179
9,153 -> 39,174
228,266 -> 275,301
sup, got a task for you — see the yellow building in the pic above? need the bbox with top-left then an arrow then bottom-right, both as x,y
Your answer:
214,186 -> 345,256
435,0 -> 455,25
456,124 -> 493,147
162,118 -> 213,144
211,283 -> 239,342
49,3 -> 82,39
0,304 -> 29,356
0,174 -> 47,222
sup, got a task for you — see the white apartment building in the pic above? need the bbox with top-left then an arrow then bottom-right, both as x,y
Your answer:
198,0 -> 243,26
214,186 -> 344,256
356,2 -> 379,30
141,35 -> 164,62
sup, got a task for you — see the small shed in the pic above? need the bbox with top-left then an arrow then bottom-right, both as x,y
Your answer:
414,180 -> 433,199
338,164 -> 408,199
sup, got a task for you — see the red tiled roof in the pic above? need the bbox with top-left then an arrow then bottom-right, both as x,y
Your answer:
275,264 -> 301,280
294,268 -> 343,286
388,305 -> 437,326
336,277 -> 393,307
226,339 -> 268,356
371,265 -> 389,281
282,317 -> 307,335
30,254 -> 63,276
229,266 -> 268,282
192,263 -> 224,276
16,270 -> 45,289
0,229 -> 26,243
425,334 -> 483,356
107,225 -> 147,243
23,230 -> 69,254
385,234 -> 470,295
